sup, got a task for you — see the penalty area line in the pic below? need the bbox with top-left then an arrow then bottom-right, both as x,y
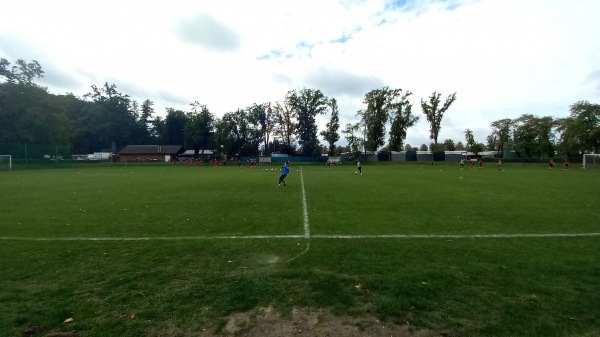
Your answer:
1,233 -> 599,241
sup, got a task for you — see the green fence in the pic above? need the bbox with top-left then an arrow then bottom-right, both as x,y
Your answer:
0,144 -> 71,170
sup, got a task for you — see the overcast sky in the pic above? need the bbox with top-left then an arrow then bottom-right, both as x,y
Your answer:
1,0 -> 599,147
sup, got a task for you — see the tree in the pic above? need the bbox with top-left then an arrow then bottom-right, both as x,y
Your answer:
136,99 -> 155,144
464,129 -> 475,152
272,100 -> 296,154
420,144 -> 428,151
0,58 -> 45,86
185,101 -> 215,157
464,129 -> 485,155
360,87 -> 414,152
320,98 -> 340,155
489,118 -> 511,157
164,108 -> 187,145
217,108 -> 261,157
150,115 -> 167,145
247,103 -> 274,155
0,82 -> 70,145
83,83 -> 138,151
443,139 -> 456,151
388,90 -> 418,152
511,114 -> 555,158
404,144 -> 413,151
285,88 -> 329,156
342,123 -> 362,159
361,87 -> 393,151
557,101 -> 600,155
420,91 -> 457,146
455,141 -> 465,151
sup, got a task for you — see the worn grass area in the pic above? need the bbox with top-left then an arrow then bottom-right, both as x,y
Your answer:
0,162 -> 599,337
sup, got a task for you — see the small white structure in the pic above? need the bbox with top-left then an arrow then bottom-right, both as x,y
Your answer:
259,156 -> 272,164
327,156 -> 341,165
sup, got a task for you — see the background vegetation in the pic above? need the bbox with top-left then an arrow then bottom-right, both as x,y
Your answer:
2,58 -> 599,160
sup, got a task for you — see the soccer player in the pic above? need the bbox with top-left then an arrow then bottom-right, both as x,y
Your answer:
479,159 -> 484,169
356,160 -> 362,175
471,159 -> 476,169
459,159 -> 464,169
278,161 -> 290,187
549,159 -> 554,169
497,159 -> 502,170
563,159 -> 569,170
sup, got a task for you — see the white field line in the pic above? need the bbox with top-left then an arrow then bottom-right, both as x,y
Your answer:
1,233 -> 599,241
284,166 -> 311,263
300,167 -> 310,238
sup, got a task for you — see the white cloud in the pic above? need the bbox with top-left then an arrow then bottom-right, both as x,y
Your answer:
1,0 -> 598,147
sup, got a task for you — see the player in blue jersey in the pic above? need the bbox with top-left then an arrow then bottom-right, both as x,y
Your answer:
278,161 -> 290,186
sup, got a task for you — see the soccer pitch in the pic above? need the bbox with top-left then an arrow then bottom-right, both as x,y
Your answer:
1,163 -> 599,336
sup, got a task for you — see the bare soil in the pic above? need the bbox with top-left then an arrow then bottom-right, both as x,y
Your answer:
201,307 -> 446,337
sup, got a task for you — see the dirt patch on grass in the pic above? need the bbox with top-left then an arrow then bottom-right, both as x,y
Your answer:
212,306 -> 443,337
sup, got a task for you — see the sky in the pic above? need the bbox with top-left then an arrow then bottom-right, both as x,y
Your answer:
1,0 -> 599,148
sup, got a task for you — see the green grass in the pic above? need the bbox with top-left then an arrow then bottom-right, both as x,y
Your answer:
0,162 -> 599,336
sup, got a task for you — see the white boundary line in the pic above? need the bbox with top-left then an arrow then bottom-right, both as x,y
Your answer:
0,233 -> 599,241
300,167 -> 310,238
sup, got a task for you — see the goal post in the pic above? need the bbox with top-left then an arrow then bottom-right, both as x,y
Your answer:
582,154 -> 600,169
0,155 -> 12,171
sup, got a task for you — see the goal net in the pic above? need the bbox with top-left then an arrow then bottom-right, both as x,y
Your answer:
582,154 -> 600,169
0,155 -> 12,171
259,156 -> 271,164
327,156 -> 341,165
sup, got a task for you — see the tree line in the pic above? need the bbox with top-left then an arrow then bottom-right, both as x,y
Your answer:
1,58 -> 598,159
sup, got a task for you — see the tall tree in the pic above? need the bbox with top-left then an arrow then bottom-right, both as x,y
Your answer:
247,103 -> 274,155
557,101 -> 600,155
185,101 -> 215,157
342,122 -> 363,159
285,89 -> 329,156
164,108 -> 187,145
361,87 -> 396,151
83,83 -> 137,151
489,118 -> 512,157
464,129 -> 475,152
420,91 -> 457,146
136,99 -> 155,144
320,98 -> 340,155
272,100 -> 297,155
388,90 -> 418,152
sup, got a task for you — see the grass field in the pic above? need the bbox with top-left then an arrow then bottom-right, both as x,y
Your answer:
1,162 -> 599,336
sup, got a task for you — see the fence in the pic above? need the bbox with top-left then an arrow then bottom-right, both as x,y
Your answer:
0,143 -> 71,169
